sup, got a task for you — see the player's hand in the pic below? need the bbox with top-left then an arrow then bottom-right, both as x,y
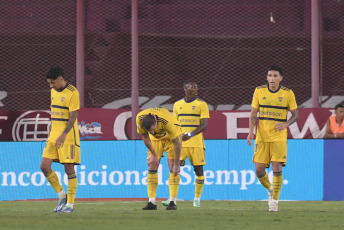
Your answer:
147,154 -> 159,166
247,133 -> 254,146
172,164 -> 180,176
55,133 -> 67,149
275,123 -> 288,132
182,133 -> 190,141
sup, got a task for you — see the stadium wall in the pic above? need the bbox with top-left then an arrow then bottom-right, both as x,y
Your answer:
0,139 -> 329,201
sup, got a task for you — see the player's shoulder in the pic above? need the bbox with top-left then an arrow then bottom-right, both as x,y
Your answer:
66,83 -> 78,93
174,98 -> 184,105
196,98 -> 207,103
136,110 -> 147,121
256,84 -> 268,90
280,85 -> 291,92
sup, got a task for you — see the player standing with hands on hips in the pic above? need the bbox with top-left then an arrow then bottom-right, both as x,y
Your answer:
40,67 -> 81,213
247,66 -> 298,212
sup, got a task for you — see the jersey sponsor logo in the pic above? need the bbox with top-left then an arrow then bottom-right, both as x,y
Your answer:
78,121 -> 103,140
12,110 -> 51,141
260,111 -> 283,117
278,97 -> 283,102
51,111 -> 65,117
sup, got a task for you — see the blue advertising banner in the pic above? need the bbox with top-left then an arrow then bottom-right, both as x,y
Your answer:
0,140 -> 323,201
323,139 -> 344,200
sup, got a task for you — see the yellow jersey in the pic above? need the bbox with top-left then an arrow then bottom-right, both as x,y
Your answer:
48,83 -> 80,145
173,98 -> 209,148
136,107 -> 182,141
251,84 -> 297,142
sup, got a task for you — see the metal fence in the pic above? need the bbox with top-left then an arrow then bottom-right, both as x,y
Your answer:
1,0 -> 344,111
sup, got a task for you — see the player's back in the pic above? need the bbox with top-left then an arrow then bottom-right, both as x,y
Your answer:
136,107 -> 181,140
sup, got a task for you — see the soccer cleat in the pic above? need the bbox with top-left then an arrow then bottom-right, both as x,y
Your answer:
269,199 -> 278,212
166,201 -> 177,210
162,199 -> 170,207
53,196 -> 67,213
267,187 -> 273,207
193,200 -> 201,207
142,202 -> 157,210
57,206 -> 74,213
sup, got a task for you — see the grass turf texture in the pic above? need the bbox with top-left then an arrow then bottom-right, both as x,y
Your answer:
0,200 -> 343,230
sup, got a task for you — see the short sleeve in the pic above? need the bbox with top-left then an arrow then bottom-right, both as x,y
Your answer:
69,91 -> 80,112
136,114 -> 147,135
288,90 -> 298,111
200,101 -> 210,119
165,116 -> 180,140
251,88 -> 259,109
173,102 -> 179,120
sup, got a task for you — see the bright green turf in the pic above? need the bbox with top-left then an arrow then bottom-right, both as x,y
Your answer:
0,200 -> 343,230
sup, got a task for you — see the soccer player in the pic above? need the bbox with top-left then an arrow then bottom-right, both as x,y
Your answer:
247,66 -> 298,212
324,104 -> 344,138
162,80 -> 209,207
136,107 -> 182,210
40,67 -> 81,213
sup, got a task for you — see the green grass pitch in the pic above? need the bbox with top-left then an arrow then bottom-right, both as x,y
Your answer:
0,200 -> 343,230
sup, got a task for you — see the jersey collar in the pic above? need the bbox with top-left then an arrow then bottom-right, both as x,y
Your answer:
184,97 -> 197,103
267,84 -> 281,93
57,82 -> 69,92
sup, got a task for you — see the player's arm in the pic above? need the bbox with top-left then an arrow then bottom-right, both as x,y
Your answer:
247,107 -> 258,146
55,110 -> 78,149
324,119 -> 334,138
171,135 -> 182,176
182,118 -> 209,141
275,109 -> 299,132
141,133 -> 159,166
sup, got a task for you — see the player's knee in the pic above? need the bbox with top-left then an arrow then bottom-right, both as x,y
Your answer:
40,163 -> 50,175
194,165 -> 204,176
148,163 -> 159,171
255,169 -> 266,178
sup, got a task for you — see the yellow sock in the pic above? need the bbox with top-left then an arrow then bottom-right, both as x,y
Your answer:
46,170 -> 63,193
257,171 -> 271,190
195,175 -> 204,198
273,172 -> 283,200
67,173 -> 77,204
147,170 -> 158,198
169,172 -> 180,198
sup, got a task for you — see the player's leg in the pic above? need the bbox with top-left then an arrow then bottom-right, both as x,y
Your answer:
193,165 -> 204,207
143,140 -> 162,210
189,147 -> 206,207
58,163 -> 77,213
41,142 -> 66,212
253,142 -> 273,209
165,140 -> 180,210
57,144 -> 81,213
269,141 -> 287,212
162,146 -> 186,207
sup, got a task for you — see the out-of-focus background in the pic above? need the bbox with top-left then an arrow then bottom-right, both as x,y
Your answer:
1,0 -> 343,111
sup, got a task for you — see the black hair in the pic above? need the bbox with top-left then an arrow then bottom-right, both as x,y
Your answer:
142,114 -> 156,130
268,66 -> 283,76
183,79 -> 197,87
335,103 -> 344,110
46,67 -> 64,80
